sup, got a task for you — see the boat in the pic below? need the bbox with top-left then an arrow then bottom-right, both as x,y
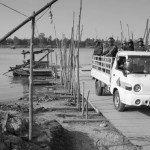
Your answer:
10,48 -> 55,77
13,67 -> 53,76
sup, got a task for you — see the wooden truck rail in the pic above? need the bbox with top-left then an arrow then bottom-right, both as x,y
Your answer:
92,55 -> 114,74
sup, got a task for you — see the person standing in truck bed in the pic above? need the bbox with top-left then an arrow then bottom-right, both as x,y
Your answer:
127,39 -> 134,51
93,40 -> 103,56
121,40 -> 128,50
102,37 -> 118,57
136,38 -> 146,51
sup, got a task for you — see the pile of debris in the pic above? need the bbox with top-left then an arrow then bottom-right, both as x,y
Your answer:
0,103 -> 50,114
0,111 -> 65,150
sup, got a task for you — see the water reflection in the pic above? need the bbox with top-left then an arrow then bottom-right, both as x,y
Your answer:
10,76 -> 29,95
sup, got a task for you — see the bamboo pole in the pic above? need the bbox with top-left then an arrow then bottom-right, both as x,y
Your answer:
0,0 -> 58,43
53,24 -> 59,79
143,19 -> 149,41
69,12 -> 75,94
59,41 -> 63,84
29,13 -> 35,141
55,52 -> 58,78
50,52 -> 53,66
47,52 -> 49,68
82,82 -> 85,117
76,0 -> 82,110
86,90 -> 90,119
127,24 -> 130,40
120,21 -> 124,41
69,29 -> 73,93
68,44 -> 71,92
131,31 -> 133,40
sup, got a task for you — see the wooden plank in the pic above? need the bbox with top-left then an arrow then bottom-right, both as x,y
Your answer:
62,118 -> 107,123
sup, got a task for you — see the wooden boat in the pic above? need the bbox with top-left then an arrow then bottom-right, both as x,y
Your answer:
13,68 -> 53,76
10,48 -> 55,77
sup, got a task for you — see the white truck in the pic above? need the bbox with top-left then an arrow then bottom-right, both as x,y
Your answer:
91,51 -> 150,111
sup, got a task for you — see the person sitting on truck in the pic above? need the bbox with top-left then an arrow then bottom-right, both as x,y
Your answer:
136,38 -> 146,51
117,57 -> 126,70
102,37 -> 118,57
93,40 -> 103,56
121,40 -> 128,50
127,39 -> 134,51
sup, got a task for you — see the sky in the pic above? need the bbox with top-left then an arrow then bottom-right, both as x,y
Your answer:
0,0 -> 150,41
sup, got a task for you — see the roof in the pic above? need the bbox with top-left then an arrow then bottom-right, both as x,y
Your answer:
117,51 -> 150,56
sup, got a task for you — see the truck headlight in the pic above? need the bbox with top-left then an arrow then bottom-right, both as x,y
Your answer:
134,84 -> 141,92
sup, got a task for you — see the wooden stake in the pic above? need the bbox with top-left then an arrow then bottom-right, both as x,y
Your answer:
120,21 -> 124,41
29,12 -> 35,141
86,90 -> 90,119
47,51 -> 49,68
131,31 -> 133,40
143,19 -> 149,41
127,24 -> 130,40
82,82 -> 85,117
77,0 -> 82,110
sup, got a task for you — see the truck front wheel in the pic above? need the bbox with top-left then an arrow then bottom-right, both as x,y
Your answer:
95,80 -> 104,96
113,90 -> 125,112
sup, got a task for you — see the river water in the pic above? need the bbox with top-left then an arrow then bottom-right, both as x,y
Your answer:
0,48 -> 93,102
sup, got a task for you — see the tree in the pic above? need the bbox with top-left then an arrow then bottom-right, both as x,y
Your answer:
7,38 -> 13,45
13,36 -> 20,45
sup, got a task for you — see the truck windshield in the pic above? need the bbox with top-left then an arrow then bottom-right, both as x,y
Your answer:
126,56 -> 150,74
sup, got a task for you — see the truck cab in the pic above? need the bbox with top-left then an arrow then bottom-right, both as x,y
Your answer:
91,51 -> 150,111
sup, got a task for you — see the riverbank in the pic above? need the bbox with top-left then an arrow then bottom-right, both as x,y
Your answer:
0,78 -> 136,150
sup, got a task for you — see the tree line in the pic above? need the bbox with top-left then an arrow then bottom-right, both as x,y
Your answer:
0,33 -> 111,48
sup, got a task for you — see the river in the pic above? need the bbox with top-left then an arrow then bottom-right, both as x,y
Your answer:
0,48 -> 93,102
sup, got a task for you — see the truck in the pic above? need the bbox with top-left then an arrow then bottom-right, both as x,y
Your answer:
91,51 -> 150,111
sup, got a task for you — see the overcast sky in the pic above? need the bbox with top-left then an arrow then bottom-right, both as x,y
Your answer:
0,0 -> 150,41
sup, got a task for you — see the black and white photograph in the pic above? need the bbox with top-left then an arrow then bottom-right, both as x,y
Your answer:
0,0 -> 150,150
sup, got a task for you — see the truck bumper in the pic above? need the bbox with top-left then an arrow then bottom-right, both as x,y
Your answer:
124,93 -> 150,106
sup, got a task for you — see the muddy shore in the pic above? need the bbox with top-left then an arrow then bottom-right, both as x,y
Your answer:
0,80 -> 136,150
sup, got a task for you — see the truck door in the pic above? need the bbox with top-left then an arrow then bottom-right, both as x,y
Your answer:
111,56 -> 128,102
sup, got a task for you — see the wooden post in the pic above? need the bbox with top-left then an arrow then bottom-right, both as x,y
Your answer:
77,0 -> 82,110
86,90 -> 90,119
143,19 -> 149,41
47,51 -> 49,68
120,20 -> 124,41
29,13 -> 35,141
82,82 -> 85,117
51,52 -> 53,66
55,52 -> 58,79
131,31 -> 134,40
127,24 -> 130,40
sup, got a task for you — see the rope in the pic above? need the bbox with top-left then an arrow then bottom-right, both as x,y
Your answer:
0,2 -> 28,17
36,7 -> 50,21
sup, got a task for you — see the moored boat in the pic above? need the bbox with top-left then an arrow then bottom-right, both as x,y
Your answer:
13,68 -> 53,76
10,48 -> 55,77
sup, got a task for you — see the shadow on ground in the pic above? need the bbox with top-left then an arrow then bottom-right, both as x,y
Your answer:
64,129 -> 98,150
125,105 -> 150,116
